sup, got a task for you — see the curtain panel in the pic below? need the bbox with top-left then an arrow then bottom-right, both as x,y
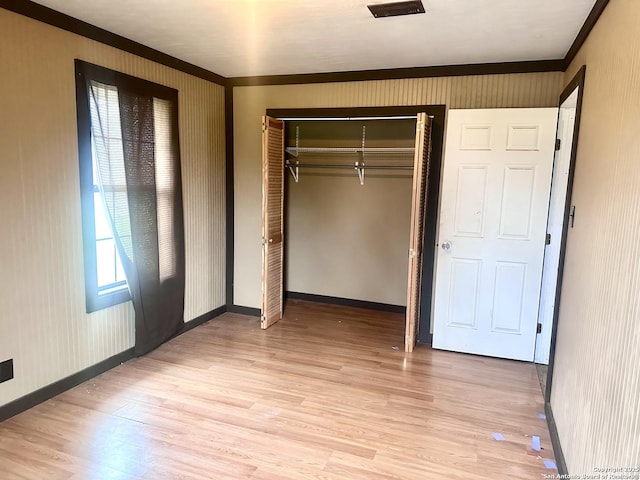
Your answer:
78,60 -> 185,355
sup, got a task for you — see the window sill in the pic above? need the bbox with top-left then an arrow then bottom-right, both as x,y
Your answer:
86,287 -> 131,314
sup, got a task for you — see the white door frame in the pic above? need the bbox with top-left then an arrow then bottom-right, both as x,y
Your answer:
534,90 -> 579,364
540,66 -> 587,401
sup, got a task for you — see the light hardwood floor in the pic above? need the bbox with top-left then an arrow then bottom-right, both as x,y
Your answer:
0,300 -> 555,479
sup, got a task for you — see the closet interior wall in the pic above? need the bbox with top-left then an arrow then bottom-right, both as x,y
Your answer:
283,118 -> 416,307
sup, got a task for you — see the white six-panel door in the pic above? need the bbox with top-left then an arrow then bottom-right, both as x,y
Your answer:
432,108 -> 557,361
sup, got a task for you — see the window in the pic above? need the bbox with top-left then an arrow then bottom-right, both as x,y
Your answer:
89,82 -> 128,299
75,60 -> 181,313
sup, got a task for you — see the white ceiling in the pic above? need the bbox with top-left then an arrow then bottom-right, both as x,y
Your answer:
32,0 -> 597,78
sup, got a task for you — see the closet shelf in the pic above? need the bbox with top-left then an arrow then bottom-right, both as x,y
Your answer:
285,159 -> 413,185
285,125 -> 415,185
285,146 -> 415,157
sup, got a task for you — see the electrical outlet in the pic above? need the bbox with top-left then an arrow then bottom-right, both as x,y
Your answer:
0,359 -> 14,383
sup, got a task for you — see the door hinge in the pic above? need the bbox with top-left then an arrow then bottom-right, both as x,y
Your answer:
569,205 -> 576,228
262,121 -> 267,132
555,138 -> 561,151
408,248 -> 416,258
545,233 -> 551,245
537,323 -> 542,334
260,314 -> 266,324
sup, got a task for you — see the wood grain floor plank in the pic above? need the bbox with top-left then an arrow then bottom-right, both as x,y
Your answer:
0,300 -> 555,479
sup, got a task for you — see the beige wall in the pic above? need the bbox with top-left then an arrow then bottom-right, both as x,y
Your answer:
284,120 -> 415,305
0,10 -> 226,407
550,0 -> 640,472
234,72 -> 564,308
285,170 -> 414,306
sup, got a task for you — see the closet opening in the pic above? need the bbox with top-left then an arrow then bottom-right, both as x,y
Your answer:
264,106 -> 445,349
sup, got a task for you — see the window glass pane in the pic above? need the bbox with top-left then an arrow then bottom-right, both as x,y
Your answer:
91,138 -> 99,186
89,80 -> 132,262
115,248 -> 127,283
96,238 -> 116,287
153,98 -> 176,281
94,192 -> 112,240
118,234 -> 133,268
89,79 -> 129,295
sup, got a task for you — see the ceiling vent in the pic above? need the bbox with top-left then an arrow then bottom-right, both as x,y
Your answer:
367,1 -> 425,18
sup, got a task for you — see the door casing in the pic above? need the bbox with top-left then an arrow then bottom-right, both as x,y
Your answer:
545,66 -> 587,402
266,105 -> 446,343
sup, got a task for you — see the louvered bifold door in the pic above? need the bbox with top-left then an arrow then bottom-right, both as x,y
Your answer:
261,116 -> 285,329
405,113 -> 433,352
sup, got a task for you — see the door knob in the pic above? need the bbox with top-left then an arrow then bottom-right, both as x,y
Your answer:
441,241 -> 452,252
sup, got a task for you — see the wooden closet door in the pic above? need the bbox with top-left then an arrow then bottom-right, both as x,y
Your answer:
261,116 -> 285,329
405,113 -> 433,352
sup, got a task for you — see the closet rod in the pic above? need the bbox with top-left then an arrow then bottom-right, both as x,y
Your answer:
277,116 -> 420,121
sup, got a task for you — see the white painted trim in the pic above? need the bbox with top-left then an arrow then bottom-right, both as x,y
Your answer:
534,88 -> 579,364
